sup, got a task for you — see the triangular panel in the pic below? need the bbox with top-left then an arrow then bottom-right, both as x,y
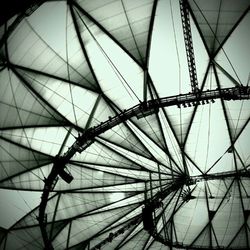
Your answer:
189,0 -> 249,54
75,0 -> 156,66
0,68 -> 68,129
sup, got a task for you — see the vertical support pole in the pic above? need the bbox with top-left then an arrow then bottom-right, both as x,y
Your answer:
180,0 -> 199,93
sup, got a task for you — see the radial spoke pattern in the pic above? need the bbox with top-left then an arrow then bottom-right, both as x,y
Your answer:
0,0 -> 249,249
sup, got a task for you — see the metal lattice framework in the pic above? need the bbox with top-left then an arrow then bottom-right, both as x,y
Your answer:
0,0 -> 249,250
38,86 -> 250,249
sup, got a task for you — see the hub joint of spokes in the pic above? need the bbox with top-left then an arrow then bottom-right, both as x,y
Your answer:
38,87 -> 250,249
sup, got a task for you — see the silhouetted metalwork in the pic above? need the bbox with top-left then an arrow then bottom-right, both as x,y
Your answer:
180,0 -> 199,93
141,169 -> 249,249
38,86 -> 250,249
86,168 -> 250,250
90,217 -> 142,250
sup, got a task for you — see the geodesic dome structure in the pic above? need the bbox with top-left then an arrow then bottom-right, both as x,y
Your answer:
0,0 -> 249,249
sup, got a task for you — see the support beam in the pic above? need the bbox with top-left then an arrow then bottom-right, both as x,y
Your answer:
38,86 -> 250,249
143,171 -> 249,249
180,0 -> 199,93
90,217 -> 141,250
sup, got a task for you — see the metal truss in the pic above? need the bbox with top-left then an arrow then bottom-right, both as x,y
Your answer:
38,86 -> 250,249
90,217 -> 142,250
141,169 -> 249,249
84,169 -> 249,250
180,0 -> 199,93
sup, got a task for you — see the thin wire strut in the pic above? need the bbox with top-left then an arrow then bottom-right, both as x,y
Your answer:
180,0 -> 199,93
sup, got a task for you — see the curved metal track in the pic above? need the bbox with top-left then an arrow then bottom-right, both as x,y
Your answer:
38,86 -> 250,249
